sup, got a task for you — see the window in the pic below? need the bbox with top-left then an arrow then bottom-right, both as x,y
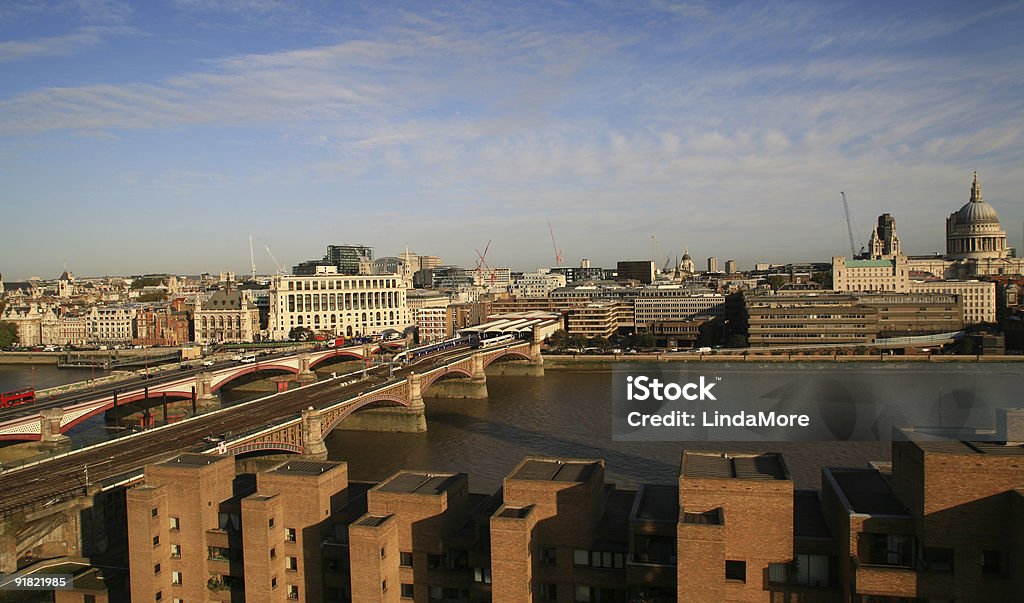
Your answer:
170,544 -> 181,558
540,583 -> 557,600
401,583 -> 414,598
155,592 -> 162,602
573,549 -> 589,566
725,560 -> 746,582
152,535 -> 159,547
540,547 -> 556,565
286,556 -> 297,571
574,585 -> 591,602
271,577 -> 277,589
151,507 -> 159,517
983,550 -> 1009,575
382,579 -> 388,593
380,546 -> 386,559
923,547 -> 953,573
427,554 -> 442,569
270,547 -> 276,559
867,533 -> 914,567
285,527 -> 296,542
473,567 -> 491,584
171,571 -> 182,585
84,596 -> 96,603
400,551 -> 413,567
269,517 -> 275,528
153,563 -> 161,575
287,585 -> 298,600
169,516 -> 180,531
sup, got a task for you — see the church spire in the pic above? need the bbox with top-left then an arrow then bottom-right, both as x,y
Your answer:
970,171 -> 983,203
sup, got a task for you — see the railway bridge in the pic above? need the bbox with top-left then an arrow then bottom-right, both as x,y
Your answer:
0,335 -> 542,573
0,342 -> 394,442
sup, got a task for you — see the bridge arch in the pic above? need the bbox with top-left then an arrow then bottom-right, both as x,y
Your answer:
59,391 -> 195,434
419,367 -> 474,392
211,364 -> 299,392
320,394 -> 409,437
226,441 -> 304,456
482,349 -> 532,368
308,350 -> 366,370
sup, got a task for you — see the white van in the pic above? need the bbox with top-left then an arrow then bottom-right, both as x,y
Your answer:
239,354 -> 257,364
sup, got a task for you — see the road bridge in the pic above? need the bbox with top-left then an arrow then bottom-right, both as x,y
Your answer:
0,334 -> 542,572
0,342 -> 393,442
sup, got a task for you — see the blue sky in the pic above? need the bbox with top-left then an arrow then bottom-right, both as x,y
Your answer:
1,0 -> 1022,278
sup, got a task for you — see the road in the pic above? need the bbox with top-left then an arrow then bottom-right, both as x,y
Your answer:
0,345 -> 476,516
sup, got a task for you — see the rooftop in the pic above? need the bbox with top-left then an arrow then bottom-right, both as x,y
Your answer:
376,471 -> 465,495
898,427 -> 1024,456
826,467 -> 908,516
352,514 -> 391,528
681,451 -> 789,481
158,453 -> 226,468
509,458 -> 600,483
272,460 -> 342,476
631,484 -> 678,522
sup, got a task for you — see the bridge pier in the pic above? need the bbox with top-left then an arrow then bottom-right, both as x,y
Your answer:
485,327 -> 547,377
333,373 -> 427,433
428,353 -> 489,399
295,353 -> 317,385
195,373 -> 220,410
301,407 -> 329,460
38,408 -> 71,449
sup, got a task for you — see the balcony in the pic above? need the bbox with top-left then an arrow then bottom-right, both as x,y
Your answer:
854,559 -> 918,598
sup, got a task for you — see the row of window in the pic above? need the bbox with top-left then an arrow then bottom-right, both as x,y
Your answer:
286,291 -> 403,313
284,277 -> 399,291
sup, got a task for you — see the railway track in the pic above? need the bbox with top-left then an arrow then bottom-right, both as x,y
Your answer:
0,345 -> 476,516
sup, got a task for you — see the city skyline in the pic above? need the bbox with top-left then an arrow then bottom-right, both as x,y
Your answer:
2,1 -> 1023,277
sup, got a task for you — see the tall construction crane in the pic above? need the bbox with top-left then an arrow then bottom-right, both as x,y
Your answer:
249,235 -> 257,280
651,234 -> 670,273
264,245 -> 285,275
840,192 -> 858,258
548,222 -> 563,266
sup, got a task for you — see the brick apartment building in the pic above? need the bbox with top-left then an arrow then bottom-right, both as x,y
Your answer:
126,415 -> 1024,602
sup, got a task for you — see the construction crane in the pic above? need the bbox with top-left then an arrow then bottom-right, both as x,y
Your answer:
840,192 -> 858,258
474,240 -> 497,286
548,222 -> 563,266
249,235 -> 257,280
651,234 -> 670,273
264,245 -> 285,275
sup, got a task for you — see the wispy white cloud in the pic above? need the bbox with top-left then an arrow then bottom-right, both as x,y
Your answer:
0,24 -> 130,63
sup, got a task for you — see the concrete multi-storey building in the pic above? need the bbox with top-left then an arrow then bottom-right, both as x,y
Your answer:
268,273 -> 412,340
509,272 -> 566,299
194,290 -> 261,344
615,261 -> 656,284
853,292 -> 963,337
742,293 -> 879,347
909,279 -> 996,324
832,256 -> 910,293
564,301 -> 629,339
634,290 -> 726,325
415,307 -> 450,343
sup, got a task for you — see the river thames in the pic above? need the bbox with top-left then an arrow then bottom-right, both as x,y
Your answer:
8,362 -> 1020,491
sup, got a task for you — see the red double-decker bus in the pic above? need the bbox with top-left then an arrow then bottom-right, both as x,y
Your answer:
0,388 -> 35,409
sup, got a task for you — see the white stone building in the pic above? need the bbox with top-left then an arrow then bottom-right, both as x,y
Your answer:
909,280 -> 996,325
268,273 -> 412,340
